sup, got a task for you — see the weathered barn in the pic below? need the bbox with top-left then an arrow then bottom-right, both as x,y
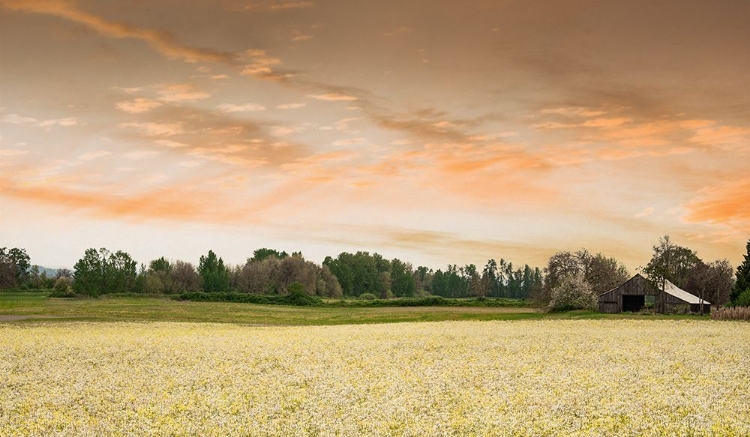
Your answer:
598,274 -> 711,314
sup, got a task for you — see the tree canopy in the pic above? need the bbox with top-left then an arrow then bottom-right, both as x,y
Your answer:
198,250 -> 230,292
0,247 -> 31,289
732,240 -> 750,304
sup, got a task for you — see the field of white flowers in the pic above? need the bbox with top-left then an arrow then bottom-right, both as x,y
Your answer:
1,320 -> 748,436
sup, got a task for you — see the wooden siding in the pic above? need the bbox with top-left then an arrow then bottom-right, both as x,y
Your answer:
597,274 -> 705,314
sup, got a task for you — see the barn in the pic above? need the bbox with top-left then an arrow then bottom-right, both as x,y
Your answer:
598,274 -> 711,314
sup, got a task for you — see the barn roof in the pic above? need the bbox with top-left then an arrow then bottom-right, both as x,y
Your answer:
663,280 -> 710,305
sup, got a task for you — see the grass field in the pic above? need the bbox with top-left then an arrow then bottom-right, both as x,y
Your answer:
2,320 -> 748,436
0,292 -> 541,325
0,292 -> 704,325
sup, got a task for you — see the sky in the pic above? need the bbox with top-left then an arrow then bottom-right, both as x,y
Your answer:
1,0 -> 748,272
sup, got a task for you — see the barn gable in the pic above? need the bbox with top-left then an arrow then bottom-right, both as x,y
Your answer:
598,274 -> 710,314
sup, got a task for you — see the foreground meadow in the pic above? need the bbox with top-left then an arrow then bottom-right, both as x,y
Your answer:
1,320 -> 748,436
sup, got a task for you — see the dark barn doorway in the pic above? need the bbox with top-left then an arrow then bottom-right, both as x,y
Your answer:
622,295 -> 645,312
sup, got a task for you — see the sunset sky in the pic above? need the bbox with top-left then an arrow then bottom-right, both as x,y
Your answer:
1,0 -> 748,272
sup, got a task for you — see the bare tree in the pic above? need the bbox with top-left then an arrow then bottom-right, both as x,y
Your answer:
170,260 -> 201,293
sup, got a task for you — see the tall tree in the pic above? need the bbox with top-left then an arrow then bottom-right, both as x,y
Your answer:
72,248 -> 138,296
391,258 -> 416,297
170,260 -> 202,293
147,257 -> 173,293
521,265 -> 533,298
447,264 -> 469,297
584,253 -> 629,294
542,251 -> 581,300
73,248 -> 106,297
732,240 -> 750,304
198,250 -> 230,292
541,249 -> 629,304
105,250 -> 138,294
643,236 -> 700,290
686,260 -> 734,308
251,248 -> 289,263
0,247 -> 31,289
431,269 -> 447,297
482,259 -> 498,297
324,252 -> 380,296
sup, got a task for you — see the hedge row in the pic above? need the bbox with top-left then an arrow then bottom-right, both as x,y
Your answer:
176,292 -> 529,308
176,291 -> 321,306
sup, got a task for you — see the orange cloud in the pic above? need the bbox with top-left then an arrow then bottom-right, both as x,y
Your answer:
382,229 -> 555,268
2,0 -> 235,64
687,123 -> 750,149
119,122 -> 184,137
217,103 -> 267,113
307,93 -> 358,102
276,103 -> 306,109
116,98 -> 162,114
0,177 -> 255,224
243,1 -> 314,11
156,84 -> 210,102
3,113 -> 79,127
683,178 -> 750,233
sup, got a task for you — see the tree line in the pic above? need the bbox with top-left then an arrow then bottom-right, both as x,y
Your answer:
1,238 -> 749,307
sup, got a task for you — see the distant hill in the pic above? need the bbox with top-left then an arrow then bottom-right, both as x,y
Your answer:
31,265 -> 63,277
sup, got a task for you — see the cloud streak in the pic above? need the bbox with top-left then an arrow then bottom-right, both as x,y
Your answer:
3,0 -> 236,64
683,178 -> 750,233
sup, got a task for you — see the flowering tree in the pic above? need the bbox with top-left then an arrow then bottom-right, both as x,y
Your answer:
548,274 -> 597,312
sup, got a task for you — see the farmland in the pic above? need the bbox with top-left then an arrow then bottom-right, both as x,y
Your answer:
0,292 -> 541,325
2,319 -> 748,436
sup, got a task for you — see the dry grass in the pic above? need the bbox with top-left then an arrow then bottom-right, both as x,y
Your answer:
712,306 -> 750,321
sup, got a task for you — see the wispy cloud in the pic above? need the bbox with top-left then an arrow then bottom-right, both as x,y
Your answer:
383,26 -> 412,37
78,151 -> 111,161
243,1 -> 314,11
634,207 -> 655,218
0,176 -> 255,224
276,103 -> 306,109
116,105 -> 310,169
156,84 -> 210,102
2,0 -> 235,64
332,138 -> 366,146
239,50 -> 291,80
154,139 -> 189,149
3,113 -> 79,127
217,103 -> 266,113
125,150 -> 160,160
540,107 -> 607,117
307,93 -> 358,102
116,98 -> 162,114
683,178 -> 750,233
0,149 -> 29,157
119,122 -> 185,137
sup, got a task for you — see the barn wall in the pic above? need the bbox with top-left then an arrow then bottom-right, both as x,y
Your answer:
598,302 -> 619,313
597,275 -> 694,314
615,276 -> 660,296
597,275 -> 661,313
597,289 -> 618,313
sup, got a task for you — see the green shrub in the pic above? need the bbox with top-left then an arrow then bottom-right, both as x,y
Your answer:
50,277 -> 76,298
359,293 -> 377,300
284,282 -> 320,306
177,283 -> 321,307
735,289 -> 750,307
